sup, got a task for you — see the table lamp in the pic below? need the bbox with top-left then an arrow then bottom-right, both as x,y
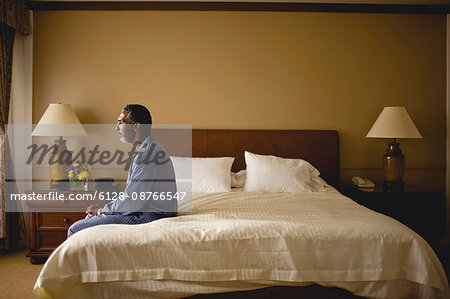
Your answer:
366,106 -> 422,190
32,103 -> 86,189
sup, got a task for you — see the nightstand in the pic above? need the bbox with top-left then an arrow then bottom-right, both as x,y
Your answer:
341,185 -> 446,251
25,190 -> 97,264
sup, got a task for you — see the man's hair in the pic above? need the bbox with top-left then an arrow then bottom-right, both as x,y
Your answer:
123,104 -> 152,136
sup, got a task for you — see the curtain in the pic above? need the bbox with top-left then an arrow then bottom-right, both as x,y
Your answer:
0,0 -> 31,251
0,0 -> 32,36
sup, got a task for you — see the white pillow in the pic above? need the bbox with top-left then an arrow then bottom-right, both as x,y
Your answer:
231,170 -> 246,188
244,151 -> 320,193
310,176 -> 328,192
171,157 -> 234,193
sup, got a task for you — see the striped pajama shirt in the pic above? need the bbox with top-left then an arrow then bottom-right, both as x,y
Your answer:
68,135 -> 177,237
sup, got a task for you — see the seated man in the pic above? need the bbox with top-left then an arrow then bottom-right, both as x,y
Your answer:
68,104 -> 177,237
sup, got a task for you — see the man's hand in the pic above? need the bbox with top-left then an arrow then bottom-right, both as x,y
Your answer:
85,204 -> 104,218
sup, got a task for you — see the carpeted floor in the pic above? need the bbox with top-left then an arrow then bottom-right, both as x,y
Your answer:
0,248 -> 43,299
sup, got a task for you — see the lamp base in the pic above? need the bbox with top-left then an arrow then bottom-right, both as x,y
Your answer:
383,139 -> 405,184
48,136 -> 71,190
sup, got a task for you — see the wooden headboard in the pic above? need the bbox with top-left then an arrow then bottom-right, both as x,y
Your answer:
191,130 -> 340,187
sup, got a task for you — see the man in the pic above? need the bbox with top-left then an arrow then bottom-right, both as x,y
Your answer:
68,104 -> 177,237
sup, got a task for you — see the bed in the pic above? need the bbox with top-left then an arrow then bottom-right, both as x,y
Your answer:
33,130 -> 449,299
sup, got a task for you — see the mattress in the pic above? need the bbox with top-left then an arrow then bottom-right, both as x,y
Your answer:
34,187 -> 449,298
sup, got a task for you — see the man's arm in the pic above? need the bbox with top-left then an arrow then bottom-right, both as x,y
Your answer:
102,162 -> 155,214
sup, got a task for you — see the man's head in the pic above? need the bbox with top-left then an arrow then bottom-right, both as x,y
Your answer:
116,104 -> 152,144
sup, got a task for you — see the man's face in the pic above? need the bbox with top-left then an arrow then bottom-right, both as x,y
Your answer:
115,110 -> 136,144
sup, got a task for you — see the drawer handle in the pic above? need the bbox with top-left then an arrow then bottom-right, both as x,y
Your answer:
63,218 -> 71,224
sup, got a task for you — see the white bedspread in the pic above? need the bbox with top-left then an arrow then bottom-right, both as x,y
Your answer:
34,188 -> 449,299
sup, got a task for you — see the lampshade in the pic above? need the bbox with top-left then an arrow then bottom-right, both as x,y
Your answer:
32,103 -> 86,136
366,107 -> 422,139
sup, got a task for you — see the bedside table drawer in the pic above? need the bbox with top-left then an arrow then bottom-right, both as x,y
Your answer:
26,192 -> 94,264
28,211 -> 87,263
38,212 -> 85,228
37,231 -> 68,251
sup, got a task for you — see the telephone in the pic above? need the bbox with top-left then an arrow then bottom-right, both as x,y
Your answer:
352,176 -> 375,188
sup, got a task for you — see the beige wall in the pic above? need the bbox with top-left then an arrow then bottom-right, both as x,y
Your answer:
33,11 -> 446,189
